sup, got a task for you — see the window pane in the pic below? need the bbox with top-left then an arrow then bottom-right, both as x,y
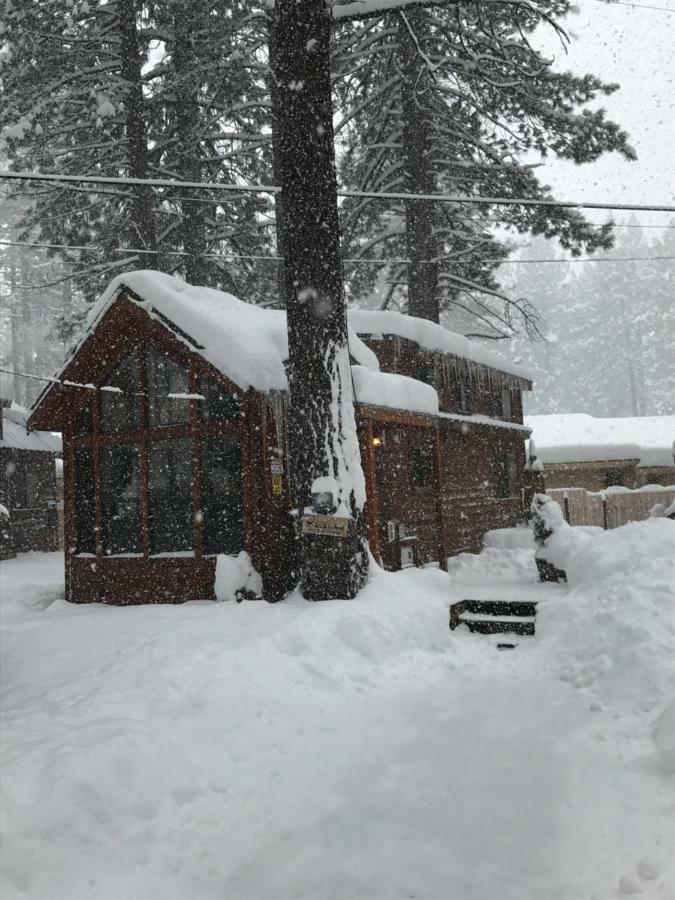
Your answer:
199,377 -> 241,423
74,401 -> 92,436
100,351 -> 140,434
146,345 -> 190,426
74,448 -> 96,554
501,388 -> 512,420
148,439 -> 194,553
100,445 -> 142,554
201,434 -> 243,555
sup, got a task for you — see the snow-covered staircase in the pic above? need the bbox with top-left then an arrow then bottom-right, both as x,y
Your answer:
449,598 -> 539,637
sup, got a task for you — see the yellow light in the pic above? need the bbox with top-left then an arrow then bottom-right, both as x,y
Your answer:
372,436 -> 382,447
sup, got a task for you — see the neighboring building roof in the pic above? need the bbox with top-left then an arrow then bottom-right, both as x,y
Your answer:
526,413 -> 675,468
1,405 -> 62,453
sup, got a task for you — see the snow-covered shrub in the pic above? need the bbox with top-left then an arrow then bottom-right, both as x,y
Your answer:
530,493 -> 569,582
214,552 -> 263,602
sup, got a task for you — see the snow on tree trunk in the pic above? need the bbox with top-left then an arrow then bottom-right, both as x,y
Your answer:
273,0 -> 368,598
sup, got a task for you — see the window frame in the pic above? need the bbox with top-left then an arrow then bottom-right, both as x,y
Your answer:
68,337 -> 247,562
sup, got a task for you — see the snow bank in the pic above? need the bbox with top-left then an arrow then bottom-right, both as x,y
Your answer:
351,365 -> 439,415
537,518 -> 675,741
526,413 -> 675,468
482,525 -> 535,551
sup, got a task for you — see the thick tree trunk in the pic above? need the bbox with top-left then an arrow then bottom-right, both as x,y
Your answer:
399,9 -> 440,322
172,2 -> 207,286
272,0 -> 368,599
268,18 -> 286,309
118,0 -> 158,267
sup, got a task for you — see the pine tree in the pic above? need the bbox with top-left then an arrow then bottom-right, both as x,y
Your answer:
333,3 -> 635,333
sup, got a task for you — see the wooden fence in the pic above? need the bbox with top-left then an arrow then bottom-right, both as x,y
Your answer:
548,486 -> 675,529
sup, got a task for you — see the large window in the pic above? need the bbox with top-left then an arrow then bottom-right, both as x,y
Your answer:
201,434 -> 243,555
72,343 -> 246,562
74,448 -> 96,554
100,445 -> 142,554
100,351 -> 140,434
199,376 -> 241,423
146,345 -> 190,426
148,438 -> 194,553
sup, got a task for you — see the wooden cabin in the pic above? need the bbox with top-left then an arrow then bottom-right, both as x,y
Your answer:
0,402 -> 62,559
28,271 -> 533,604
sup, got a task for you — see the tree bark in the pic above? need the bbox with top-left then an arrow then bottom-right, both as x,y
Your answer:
268,17 -> 287,308
118,0 -> 158,266
272,0 -> 368,599
399,8 -> 440,322
172,1 -> 207,285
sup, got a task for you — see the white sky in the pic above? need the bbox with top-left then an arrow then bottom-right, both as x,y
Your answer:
535,1 -> 675,220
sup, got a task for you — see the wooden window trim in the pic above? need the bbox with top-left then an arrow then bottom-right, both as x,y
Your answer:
68,338 -> 247,565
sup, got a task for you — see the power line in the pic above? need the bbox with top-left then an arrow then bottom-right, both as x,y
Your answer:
590,0 -> 675,11
2,169 -> 675,213
0,366 -> 207,401
1,239 -> 673,267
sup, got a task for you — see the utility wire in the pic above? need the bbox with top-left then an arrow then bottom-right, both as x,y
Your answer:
0,239 -> 672,267
590,0 -> 675,11
2,170 -> 675,213
0,366 -> 206,401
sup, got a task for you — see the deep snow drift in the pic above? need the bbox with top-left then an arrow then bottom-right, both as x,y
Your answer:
1,519 -> 674,900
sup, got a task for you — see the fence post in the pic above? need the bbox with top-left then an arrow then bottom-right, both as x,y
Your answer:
602,496 -> 608,530
563,495 -> 570,524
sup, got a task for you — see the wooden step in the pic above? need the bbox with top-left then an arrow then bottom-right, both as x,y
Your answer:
449,598 -> 538,636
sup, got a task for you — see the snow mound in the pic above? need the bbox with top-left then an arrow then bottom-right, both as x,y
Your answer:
483,525 -> 534,551
214,552 -> 263,602
537,519 -> 675,721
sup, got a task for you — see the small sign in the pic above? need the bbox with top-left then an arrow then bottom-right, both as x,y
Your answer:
271,473 -> 283,495
270,458 -> 284,475
302,515 -> 350,538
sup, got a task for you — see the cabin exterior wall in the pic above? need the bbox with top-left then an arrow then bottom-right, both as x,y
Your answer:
0,447 -> 59,554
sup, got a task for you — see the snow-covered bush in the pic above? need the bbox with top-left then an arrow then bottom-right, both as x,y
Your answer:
214,552 -> 263,602
530,493 -> 570,582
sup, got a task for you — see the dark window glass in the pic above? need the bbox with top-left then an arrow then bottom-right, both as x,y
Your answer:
412,446 -> 434,489
100,351 -> 140,434
605,469 -> 624,487
201,434 -> 243,555
146,345 -> 190,426
100,445 -> 142,554
74,401 -> 92,436
74,448 -> 96,554
501,388 -> 513,420
498,448 -> 519,498
148,439 -> 193,553
458,382 -> 471,415
199,377 -> 241,423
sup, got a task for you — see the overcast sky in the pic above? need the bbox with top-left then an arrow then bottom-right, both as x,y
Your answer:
535,1 -> 675,223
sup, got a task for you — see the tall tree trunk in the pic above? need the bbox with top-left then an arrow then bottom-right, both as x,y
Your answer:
273,0 -> 368,599
268,17 -> 286,308
172,1 -> 207,285
118,0 -> 158,266
399,9 -> 440,322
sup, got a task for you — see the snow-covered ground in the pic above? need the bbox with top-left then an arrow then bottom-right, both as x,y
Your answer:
2,520 -> 674,900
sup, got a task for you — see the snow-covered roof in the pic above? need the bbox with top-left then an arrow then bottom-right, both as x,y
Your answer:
64,271 -> 380,394
349,309 -> 533,382
352,365 -> 439,416
1,405 -> 62,453
526,414 -> 675,468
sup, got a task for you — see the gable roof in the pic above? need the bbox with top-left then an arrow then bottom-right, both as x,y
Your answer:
526,413 -> 675,468
30,270 -> 531,427
1,405 -> 62,453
